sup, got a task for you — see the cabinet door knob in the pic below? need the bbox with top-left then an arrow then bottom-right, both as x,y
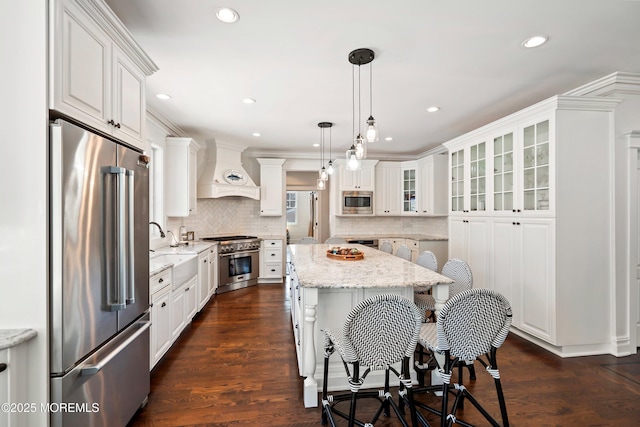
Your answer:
115,122 -> 121,129
0,363 -> 7,373
107,119 -> 115,126
158,278 -> 163,283
161,302 -> 167,308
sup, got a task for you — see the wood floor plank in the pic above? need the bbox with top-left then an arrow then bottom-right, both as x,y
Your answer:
128,284 -> 640,426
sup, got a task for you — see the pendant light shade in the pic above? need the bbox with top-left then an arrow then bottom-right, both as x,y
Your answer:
327,160 -> 334,175
346,144 -> 360,171
366,116 -> 378,143
317,178 -> 326,190
354,133 -> 366,160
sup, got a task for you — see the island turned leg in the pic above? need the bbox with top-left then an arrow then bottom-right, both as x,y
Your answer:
430,282 -> 450,388
431,281 -> 449,318
303,288 -> 318,408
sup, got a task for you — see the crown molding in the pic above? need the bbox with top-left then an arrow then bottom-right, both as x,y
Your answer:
564,72 -> 640,97
146,107 -> 190,138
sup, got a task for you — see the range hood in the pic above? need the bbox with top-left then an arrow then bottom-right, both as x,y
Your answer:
197,139 -> 260,200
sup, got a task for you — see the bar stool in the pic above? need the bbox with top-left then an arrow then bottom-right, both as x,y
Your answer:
396,245 -> 412,261
379,241 -> 393,254
298,237 -> 319,244
321,294 -> 423,427
411,288 -> 512,427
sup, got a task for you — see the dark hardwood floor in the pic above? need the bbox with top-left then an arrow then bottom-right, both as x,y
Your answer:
128,284 -> 640,427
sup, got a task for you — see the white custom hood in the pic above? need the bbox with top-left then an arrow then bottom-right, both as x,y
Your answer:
197,139 -> 260,200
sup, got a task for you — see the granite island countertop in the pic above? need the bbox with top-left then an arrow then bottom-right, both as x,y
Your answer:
288,244 -> 452,289
337,234 -> 448,241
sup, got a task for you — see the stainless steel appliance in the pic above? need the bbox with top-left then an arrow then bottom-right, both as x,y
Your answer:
49,119 -> 150,427
346,238 -> 379,248
201,236 -> 261,293
342,191 -> 373,214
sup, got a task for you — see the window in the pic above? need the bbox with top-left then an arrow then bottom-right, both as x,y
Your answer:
286,192 -> 297,224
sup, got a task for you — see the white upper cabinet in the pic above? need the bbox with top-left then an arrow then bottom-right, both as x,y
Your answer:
339,160 -> 377,191
258,158 -> 285,216
416,155 -> 448,215
374,162 -> 401,215
165,138 -> 199,217
50,0 -> 157,150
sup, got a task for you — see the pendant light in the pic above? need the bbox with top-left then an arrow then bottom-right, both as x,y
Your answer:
317,123 -> 327,190
318,122 -> 334,176
348,48 -> 376,159
365,58 -> 379,142
318,123 -> 328,182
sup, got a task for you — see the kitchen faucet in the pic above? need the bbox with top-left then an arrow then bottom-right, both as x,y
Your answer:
149,221 -> 166,238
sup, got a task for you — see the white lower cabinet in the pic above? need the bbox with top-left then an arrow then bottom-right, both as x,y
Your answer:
449,217 -> 489,289
0,332 -> 35,427
198,249 -> 210,311
491,218 -> 555,342
260,239 -> 284,282
171,275 -> 197,339
150,281 -> 172,368
209,246 -> 218,296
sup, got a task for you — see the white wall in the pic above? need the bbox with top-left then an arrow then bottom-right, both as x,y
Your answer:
0,1 -> 49,425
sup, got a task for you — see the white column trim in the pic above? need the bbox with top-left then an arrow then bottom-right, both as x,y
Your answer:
626,131 -> 640,353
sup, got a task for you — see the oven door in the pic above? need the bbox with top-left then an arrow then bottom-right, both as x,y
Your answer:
218,250 -> 259,291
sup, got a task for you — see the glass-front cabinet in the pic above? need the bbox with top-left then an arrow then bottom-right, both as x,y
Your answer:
448,117 -> 553,216
451,149 -> 464,212
522,120 -> 550,212
469,141 -> 486,212
402,168 -> 417,213
493,132 -> 514,212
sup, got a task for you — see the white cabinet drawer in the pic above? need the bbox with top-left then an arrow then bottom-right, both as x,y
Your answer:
264,262 -> 283,278
150,269 -> 171,294
263,239 -> 283,248
265,248 -> 282,260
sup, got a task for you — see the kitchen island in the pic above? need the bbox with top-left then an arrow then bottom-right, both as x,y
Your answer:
287,244 -> 453,407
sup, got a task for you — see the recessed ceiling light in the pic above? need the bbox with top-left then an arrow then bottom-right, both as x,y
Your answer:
243,98 -> 256,104
216,7 -> 239,23
312,143 -> 320,147
522,35 -> 548,48
385,137 -> 393,141
156,93 -> 171,100
252,132 -> 261,137
426,106 -> 440,113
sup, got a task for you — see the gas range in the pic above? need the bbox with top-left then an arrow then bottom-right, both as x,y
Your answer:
201,235 -> 261,254
201,235 -> 262,293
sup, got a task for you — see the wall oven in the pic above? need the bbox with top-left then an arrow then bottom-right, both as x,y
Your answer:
201,236 -> 261,293
342,191 -> 373,214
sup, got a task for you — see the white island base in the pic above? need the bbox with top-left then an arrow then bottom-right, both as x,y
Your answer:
287,244 -> 452,408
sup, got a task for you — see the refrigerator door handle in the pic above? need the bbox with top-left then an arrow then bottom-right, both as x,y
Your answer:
103,166 -> 127,311
80,320 -> 150,376
125,169 -> 136,304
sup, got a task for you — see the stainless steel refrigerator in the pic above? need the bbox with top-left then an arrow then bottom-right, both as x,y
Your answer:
49,119 -> 150,427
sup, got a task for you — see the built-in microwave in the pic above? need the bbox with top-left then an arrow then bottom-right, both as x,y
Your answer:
342,191 -> 373,214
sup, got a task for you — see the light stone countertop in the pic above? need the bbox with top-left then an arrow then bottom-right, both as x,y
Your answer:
149,242 -> 215,276
0,329 -> 37,350
338,234 -> 448,241
288,244 -> 453,289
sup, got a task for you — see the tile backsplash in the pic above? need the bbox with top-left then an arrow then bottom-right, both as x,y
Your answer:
164,198 -> 447,244
334,215 -> 448,238
167,198 -> 285,239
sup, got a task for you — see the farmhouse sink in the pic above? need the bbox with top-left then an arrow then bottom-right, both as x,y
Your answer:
150,253 -> 198,289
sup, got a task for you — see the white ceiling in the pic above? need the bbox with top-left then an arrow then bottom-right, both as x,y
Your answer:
105,0 -> 640,159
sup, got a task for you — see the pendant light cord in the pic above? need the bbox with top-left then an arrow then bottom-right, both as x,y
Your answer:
352,64 -> 355,141
358,64 -> 361,135
369,61 -> 373,116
